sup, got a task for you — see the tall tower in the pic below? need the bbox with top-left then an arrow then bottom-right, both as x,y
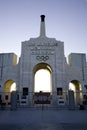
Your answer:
40,15 -> 46,37
19,15 -> 65,106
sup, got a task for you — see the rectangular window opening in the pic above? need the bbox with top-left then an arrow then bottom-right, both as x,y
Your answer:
5,95 -> 8,100
23,88 -> 28,95
57,88 -> 63,95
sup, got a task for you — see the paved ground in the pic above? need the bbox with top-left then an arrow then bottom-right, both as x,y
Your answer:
0,109 -> 87,130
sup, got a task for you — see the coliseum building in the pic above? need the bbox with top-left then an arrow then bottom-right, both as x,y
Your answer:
0,15 -> 87,109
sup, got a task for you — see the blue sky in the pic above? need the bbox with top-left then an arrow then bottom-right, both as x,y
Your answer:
0,0 -> 87,58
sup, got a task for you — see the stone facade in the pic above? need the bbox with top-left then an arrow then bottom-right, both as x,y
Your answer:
0,15 -> 87,107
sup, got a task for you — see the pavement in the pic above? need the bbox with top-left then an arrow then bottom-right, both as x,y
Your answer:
0,108 -> 87,130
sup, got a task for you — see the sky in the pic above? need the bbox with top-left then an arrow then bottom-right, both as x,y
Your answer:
35,69 -> 51,92
0,0 -> 87,59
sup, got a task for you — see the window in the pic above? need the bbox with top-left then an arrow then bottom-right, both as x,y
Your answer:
0,95 -> 1,100
84,85 -> 87,89
23,88 -> 28,95
57,88 -> 63,95
5,95 -> 8,100
83,95 -> 87,99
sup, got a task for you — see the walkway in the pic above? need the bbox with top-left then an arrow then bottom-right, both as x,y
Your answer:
0,109 -> 87,130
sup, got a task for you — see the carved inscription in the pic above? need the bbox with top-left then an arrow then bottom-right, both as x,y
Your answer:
28,42 -> 58,47
29,43 -> 56,55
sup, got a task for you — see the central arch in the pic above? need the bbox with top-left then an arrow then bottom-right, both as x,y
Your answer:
33,63 -> 52,92
33,63 -> 52,104
34,69 -> 51,92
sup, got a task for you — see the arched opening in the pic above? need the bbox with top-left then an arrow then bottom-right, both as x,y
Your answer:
34,69 -> 51,92
69,80 -> 82,105
33,63 -> 52,104
10,82 -> 16,92
3,80 -> 17,104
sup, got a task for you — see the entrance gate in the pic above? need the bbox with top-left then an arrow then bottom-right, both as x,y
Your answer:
33,91 -> 51,104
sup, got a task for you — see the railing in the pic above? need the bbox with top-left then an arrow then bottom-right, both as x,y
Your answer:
0,91 -> 87,110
